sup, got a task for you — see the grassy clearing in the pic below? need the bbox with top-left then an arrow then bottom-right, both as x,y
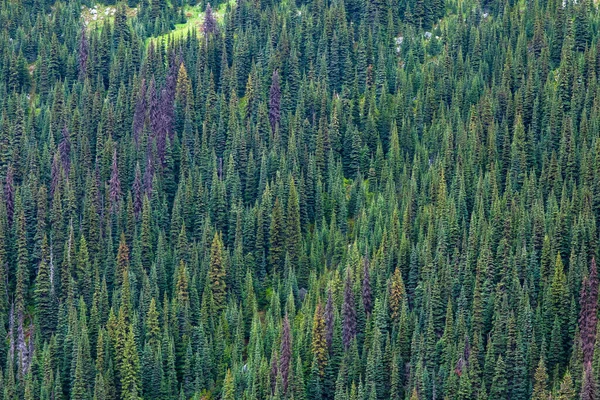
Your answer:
81,1 -> 233,45
149,0 -> 235,43
81,4 -> 138,30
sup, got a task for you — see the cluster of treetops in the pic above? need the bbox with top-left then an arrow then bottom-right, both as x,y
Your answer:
0,0 -> 599,398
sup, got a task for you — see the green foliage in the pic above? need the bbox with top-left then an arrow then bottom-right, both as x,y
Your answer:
0,0 -> 599,397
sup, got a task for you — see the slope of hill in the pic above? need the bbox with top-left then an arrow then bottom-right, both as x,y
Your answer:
0,0 -> 599,398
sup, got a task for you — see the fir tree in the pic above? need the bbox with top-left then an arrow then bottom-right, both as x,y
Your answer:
342,272 -> 357,349
209,233 -> 227,313
312,303 -> 328,376
120,326 -> 141,400
269,198 -> 285,275
35,235 -> 56,339
269,70 -> 281,134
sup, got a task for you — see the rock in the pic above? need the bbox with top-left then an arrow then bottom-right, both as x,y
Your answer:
395,36 -> 404,53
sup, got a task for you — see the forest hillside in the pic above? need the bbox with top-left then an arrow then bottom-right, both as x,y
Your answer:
0,0 -> 599,398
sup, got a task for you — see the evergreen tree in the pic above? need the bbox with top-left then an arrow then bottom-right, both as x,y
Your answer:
120,326 -> 141,400
531,358 -> 549,400
489,356 -> 507,400
342,271 -> 357,349
312,303 -> 328,376
269,198 -> 285,275
35,235 -> 56,339
209,233 -> 227,313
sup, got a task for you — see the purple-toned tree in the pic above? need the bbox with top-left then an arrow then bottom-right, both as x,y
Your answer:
109,150 -> 121,213
132,79 -> 146,146
580,258 -> 599,366
343,271 -> 357,349
59,125 -> 71,175
280,315 -> 292,394
78,28 -> 88,81
362,256 -> 372,315
203,4 -> 218,35
5,165 -> 14,226
269,70 -> 281,134
132,163 -> 143,218
582,363 -> 597,400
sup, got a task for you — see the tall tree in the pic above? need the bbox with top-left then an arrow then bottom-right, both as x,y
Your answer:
342,271 -> 357,349
209,233 -> 227,312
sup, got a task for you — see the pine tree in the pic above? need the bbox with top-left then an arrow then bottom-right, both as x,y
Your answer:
531,357 -> 548,400
269,198 -> 285,275
203,3 -> 218,35
209,233 -> 227,313
269,70 -> 281,134
280,314 -> 292,394
307,357 -> 323,400
582,364 -> 597,400
556,369 -> 575,400
35,235 -> 56,339
120,325 -> 141,400
76,235 -> 92,306
363,257 -> 372,316
110,150 -> 122,213
222,369 -> 235,400
489,356 -> 507,400
342,271 -> 357,349
145,297 -> 161,349
286,178 -> 301,273
580,258 -> 599,365
549,253 -> 570,366
15,207 -> 29,316
116,233 -> 130,287
389,267 -> 405,324
312,303 -> 327,376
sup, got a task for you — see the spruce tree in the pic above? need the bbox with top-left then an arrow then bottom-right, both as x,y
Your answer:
209,233 -> 227,313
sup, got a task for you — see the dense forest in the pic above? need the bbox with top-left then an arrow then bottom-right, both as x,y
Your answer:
0,0 -> 600,398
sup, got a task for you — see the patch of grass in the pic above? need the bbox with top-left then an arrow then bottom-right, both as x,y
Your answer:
81,4 -> 138,30
149,0 -> 235,43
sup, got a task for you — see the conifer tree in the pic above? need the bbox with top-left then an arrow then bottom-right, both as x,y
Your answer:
203,3 -> 218,35
110,150 -> 122,213
286,178 -> 301,272
116,233 -> 130,288
389,267 -> 405,324
35,235 -> 56,339
120,326 -> 141,400
280,314 -> 292,394
76,235 -> 92,305
489,356 -> 507,400
312,303 -> 327,376
556,370 -> 575,400
362,257 -> 372,316
269,70 -> 281,134
222,369 -> 235,400
582,364 -> 597,400
209,233 -> 226,313
15,207 -> 29,316
269,198 -> 285,275
531,357 -> 549,400
342,271 -> 357,349
580,258 -> 599,365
